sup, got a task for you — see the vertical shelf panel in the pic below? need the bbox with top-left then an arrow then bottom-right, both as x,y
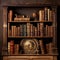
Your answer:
2,7 -> 8,54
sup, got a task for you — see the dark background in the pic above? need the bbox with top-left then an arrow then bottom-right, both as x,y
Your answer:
0,0 -> 60,60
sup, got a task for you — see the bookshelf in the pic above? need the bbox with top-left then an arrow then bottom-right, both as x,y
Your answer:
2,4 -> 58,60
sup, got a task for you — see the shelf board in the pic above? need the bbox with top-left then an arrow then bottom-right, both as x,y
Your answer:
8,21 -> 52,23
8,36 -> 53,38
2,53 -> 58,56
2,3 -> 53,7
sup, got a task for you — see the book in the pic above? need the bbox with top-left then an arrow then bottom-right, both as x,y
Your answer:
46,42 -> 52,54
8,42 -> 10,54
10,40 -> 14,54
8,10 -> 13,22
14,44 -> 19,54
39,10 -> 44,21
44,7 -> 48,21
39,40 -> 45,54
14,17 -> 30,21
40,23 -> 44,36
27,23 -> 30,36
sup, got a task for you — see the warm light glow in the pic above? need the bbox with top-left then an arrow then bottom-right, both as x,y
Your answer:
24,41 -> 30,46
3,23 -> 7,27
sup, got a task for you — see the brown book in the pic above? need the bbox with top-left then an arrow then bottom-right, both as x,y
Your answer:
11,26 -> 14,36
35,27 -> 37,36
14,44 -> 19,54
27,23 -> 30,36
11,26 -> 16,36
30,24 -> 33,36
37,23 -> 40,36
46,43 -> 49,53
8,23 -> 11,36
46,42 -> 52,54
46,25 -> 48,36
48,42 -> 52,54
14,26 -> 16,36
44,7 -> 48,21
10,40 -> 14,54
49,10 -> 53,21
39,40 -> 45,54
17,26 -> 20,36
50,26 -> 53,37
8,10 -> 13,22
48,26 -> 50,36
40,23 -> 44,36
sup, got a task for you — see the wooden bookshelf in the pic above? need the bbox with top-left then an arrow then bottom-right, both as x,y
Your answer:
2,2 -> 58,60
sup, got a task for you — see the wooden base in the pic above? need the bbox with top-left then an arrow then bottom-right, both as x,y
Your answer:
3,56 -> 57,60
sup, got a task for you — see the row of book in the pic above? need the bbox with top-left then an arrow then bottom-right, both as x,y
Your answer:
8,40 -> 19,54
8,40 -> 52,54
8,7 -> 53,22
8,23 -> 53,37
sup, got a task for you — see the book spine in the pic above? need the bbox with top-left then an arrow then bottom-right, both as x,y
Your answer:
35,27 -> 37,36
39,10 -> 44,21
8,42 -> 10,54
23,24 -> 27,36
46,25 -> 48,36
44,7 -> 48,21
27,23 -> 30,36
14,44 -> 19,54
10,40 -> 14,54
37,23 -> 40,36
8,23 -> 10,36
20,24 -> 23,36
11,26 -> 14,36
8,10 -> 13,22
17,26 -> 20,36
30,24 -> 33,36
39,40 -> 45,54
40,23 -> 44,36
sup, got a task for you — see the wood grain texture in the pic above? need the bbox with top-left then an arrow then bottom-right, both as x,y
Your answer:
1,0 -> 53,6
3,56 -> 54,60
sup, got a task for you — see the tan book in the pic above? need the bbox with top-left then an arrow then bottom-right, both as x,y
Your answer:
39,10 -> 44,21
48,8 -> 50,21
8,42 -> 10,54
